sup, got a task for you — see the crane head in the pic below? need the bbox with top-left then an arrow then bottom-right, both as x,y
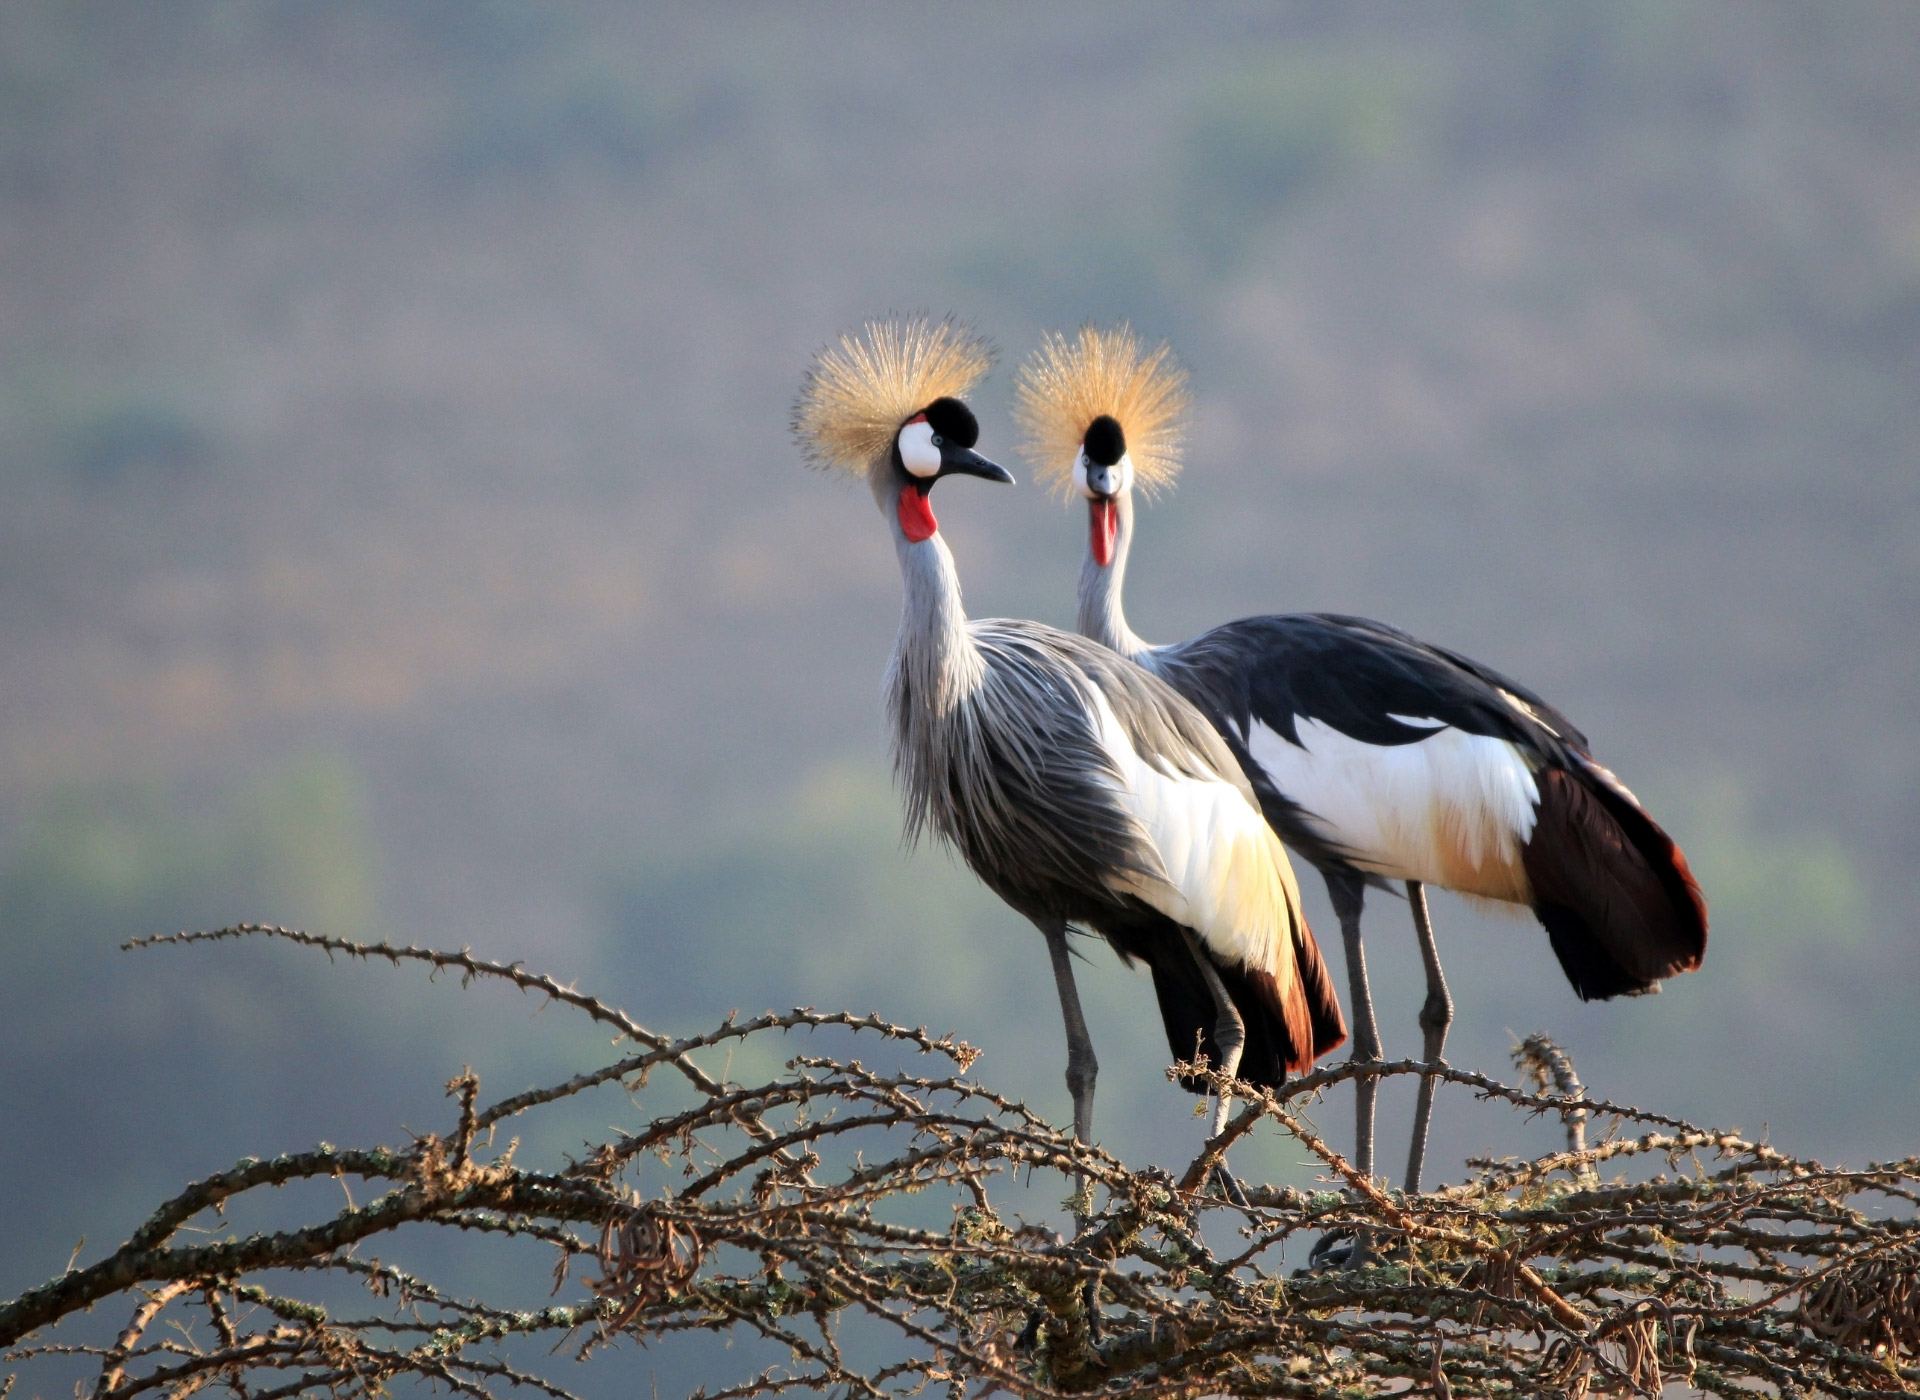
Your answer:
1014,323 -> 1191,507
792,315 -> 1010,544
890,396 -> 1013,543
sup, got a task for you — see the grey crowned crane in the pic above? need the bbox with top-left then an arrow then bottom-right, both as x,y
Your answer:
792,316 -> 1346,1189
1015,325 -> 1708,1201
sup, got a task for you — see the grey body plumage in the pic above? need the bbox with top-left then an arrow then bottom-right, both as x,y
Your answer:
893,533 -> 1250,926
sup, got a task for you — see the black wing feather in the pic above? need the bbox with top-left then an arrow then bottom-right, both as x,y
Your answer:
1162,614 -> 1574,754
1147,612 -> 1707,1001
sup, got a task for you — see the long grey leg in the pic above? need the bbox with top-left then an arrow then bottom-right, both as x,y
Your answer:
1403,880 -> 1454,1195
1181,931 -> 1251,1207
1036,918 -> 1098,1146
1324,872 -> 1383,1183
1035,919 -> 1104,1335
1180,931 -> 1246,1137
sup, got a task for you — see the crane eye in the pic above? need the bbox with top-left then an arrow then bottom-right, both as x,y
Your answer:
930,434 -> 944,447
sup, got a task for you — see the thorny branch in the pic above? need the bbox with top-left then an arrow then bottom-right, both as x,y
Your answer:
2,925 -> 1915,1400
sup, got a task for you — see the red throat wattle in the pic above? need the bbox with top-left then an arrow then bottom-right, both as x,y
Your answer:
898,488 -> 938,543
1090,498 -> 1117,567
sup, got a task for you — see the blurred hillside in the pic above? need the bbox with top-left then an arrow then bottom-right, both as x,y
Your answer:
2,1 -> 1917,1357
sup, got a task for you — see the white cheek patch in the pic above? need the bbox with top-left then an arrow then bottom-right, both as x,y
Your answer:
1072,454 -> 1092,498
898,420 -> 940,477
1115,453 -> 1135,495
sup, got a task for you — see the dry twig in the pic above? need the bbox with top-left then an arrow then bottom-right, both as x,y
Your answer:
1,925 -> 1913,1399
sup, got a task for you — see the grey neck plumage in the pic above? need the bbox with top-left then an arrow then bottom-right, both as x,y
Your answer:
1077,490 -> 1155,663
886,526 -> 986,844
893,529 -> 985,705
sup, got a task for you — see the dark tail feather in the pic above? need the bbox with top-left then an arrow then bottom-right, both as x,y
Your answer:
1143,932 -> 1346,1093
1521,763 -> 1709,1001
1147,953 -> 1287,1093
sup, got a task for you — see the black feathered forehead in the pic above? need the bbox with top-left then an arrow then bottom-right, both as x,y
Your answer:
1083,414 -> 1126,467
920,397 -> 979,448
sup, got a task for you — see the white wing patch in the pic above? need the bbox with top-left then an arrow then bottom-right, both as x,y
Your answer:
1246,716 -> 1540,902
1084,690 -> 1302,982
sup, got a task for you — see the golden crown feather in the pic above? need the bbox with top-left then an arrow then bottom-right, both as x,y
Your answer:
793,315 -> 994,476
1014,324 -> 1192,500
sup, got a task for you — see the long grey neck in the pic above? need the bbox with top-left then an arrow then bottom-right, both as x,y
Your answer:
894,530 -> 986,710
886,526 -> 986,845
1077,491 -> 1154,662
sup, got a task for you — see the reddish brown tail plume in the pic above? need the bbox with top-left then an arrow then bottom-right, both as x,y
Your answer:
1290,912 -> 1349,1066
1521,761 -> 1708,1001
1143,912 -> 1346,1092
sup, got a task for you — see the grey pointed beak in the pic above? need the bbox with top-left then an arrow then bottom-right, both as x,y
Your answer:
939,447 -> 1014,485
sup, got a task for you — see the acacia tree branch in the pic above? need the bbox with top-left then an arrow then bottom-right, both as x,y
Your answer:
0,929 -> 1903,1400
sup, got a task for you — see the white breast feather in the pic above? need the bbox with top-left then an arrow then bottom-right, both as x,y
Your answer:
1085,691 -> 1301,981
1245,716 -> 1540,901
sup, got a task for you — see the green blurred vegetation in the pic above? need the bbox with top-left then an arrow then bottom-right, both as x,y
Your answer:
954,226 -> 1179,341
1,758 -> 377,1052
603,762 -> 1009,1024
0,349 -> 224,491
439,44 -> 663,183
1541,773 -> 1896,1145
61,402 -> 216,484
956,44 -> 1429,323
0,757 -> 377,1286
420,4 -> 749,189
0,4 -> 91,198
1651,774 -> 1869,994
0,754 -> 638,1298
5,755 -> 373,949
953,2 -> 1751,319
1180,52 -> 1431,262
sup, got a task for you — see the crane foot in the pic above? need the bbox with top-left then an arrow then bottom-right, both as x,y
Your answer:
1212,1161 -> 1252,1208
1304,1225 -> 1413,1273
1306,1227 -> 1364,1272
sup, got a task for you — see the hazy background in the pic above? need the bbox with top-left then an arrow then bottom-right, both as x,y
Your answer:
3,0 -> 1916,1370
